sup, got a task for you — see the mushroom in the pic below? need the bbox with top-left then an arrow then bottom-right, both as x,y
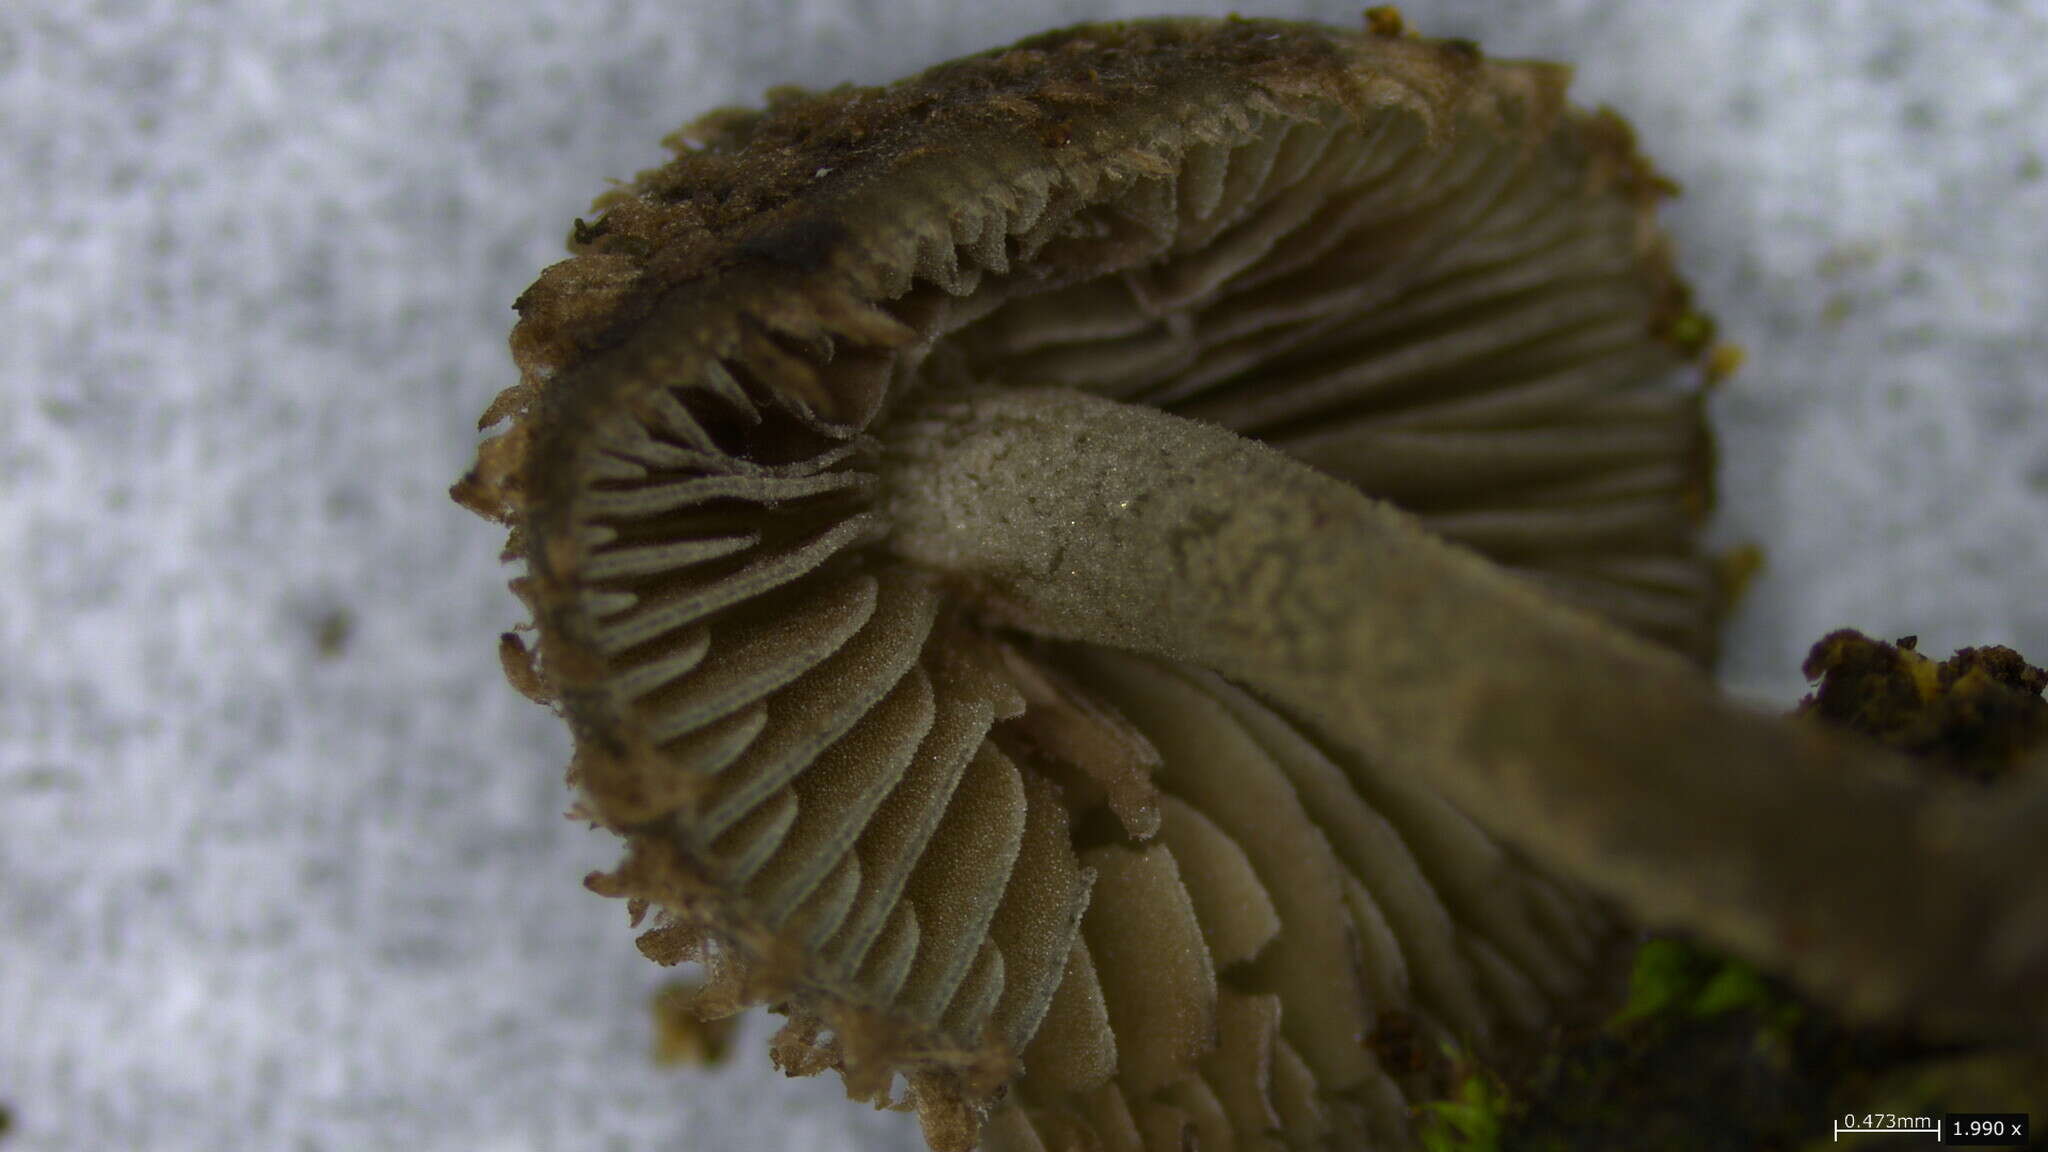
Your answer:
453,14 -> 2048,1152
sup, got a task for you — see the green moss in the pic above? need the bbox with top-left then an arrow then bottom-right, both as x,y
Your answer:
1612,936 -> 1707,1023
1611,938 -> 1800,1040
1419,1063 -> 1511,1152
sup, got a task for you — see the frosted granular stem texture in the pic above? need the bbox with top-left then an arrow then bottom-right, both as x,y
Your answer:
2,2 -> 2045,1151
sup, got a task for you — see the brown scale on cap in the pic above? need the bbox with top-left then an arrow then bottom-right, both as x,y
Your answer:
451,13 -> 2048,1152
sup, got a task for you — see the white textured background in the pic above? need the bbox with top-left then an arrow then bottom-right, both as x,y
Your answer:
3,2 -> 2044,1150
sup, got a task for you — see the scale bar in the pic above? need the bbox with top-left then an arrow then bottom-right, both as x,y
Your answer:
1833,1113 -> 2030,1145
1834,1116 -> 1940,1143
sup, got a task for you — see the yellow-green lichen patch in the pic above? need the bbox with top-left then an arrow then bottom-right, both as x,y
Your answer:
1799,630 -> 2048,779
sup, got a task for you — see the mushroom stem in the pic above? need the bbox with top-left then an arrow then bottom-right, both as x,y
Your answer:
880,385 -> 2048,1043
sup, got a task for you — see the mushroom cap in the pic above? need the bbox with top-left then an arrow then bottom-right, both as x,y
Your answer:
455,16 -> 1715,1152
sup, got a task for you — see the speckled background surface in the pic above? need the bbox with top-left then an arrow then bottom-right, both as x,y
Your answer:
3,2 -> 2044,1150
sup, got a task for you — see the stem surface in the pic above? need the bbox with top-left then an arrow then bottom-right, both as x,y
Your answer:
879,386 -> 2048,1043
